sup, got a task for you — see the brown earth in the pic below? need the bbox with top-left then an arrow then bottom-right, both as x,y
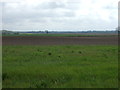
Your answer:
2,36 -> 118,45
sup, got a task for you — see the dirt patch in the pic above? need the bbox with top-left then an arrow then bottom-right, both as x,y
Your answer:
2,36 -> 118,45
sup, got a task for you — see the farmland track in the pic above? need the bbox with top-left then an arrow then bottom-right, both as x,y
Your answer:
2,36 -> 118,45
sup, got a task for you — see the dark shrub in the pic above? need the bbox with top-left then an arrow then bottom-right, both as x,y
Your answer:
58,56 -> 61,58
2,73 -> 9,81
48,53 -> 52,55
78,51 -> 82,54
71,51 -> 74,53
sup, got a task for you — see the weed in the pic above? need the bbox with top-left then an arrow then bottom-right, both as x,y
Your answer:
48,53 -> 52,56
2,73 -> 9,81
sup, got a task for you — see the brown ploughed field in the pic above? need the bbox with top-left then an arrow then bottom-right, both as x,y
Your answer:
2,36 -> 118,45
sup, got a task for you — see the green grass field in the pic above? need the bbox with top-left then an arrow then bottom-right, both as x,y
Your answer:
3,45 -> 118,88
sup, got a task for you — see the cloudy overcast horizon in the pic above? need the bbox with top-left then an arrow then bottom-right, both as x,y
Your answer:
0,0 -> 119,31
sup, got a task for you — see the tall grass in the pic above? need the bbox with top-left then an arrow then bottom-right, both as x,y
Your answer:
3,45 -> 118,88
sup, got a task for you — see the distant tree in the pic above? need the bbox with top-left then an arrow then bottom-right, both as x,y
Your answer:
116,27 -> 120,31
2,30 -> 12,35
38,31 -> 42,33
45,30 -> 48,34
14,32 -> 19,35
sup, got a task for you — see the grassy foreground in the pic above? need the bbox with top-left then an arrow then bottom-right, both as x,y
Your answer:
3,45 -> 118,88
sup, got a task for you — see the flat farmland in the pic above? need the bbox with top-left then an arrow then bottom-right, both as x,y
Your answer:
2,36 -> 118,45
2,35 -> 118,88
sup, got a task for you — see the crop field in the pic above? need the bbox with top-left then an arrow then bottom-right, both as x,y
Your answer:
2,35 -> 118,88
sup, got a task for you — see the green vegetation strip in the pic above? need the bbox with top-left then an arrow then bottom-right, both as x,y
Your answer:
2,33 -> 117,37
3,45 -> 118,88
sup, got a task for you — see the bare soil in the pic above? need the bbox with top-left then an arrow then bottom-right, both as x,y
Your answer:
2,36 -> 118,45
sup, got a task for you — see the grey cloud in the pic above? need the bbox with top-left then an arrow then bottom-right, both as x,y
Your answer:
104,5 -> 117,9
43,1 -> 65,9
2,0 -> 118,30
63,11 -> 75,17
3,4 -> 76,24
34,1 -> 79,10
35,1 -> 66,9
2,0 -> 77,24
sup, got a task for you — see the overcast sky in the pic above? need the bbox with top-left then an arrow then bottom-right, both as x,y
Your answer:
0,0 -> 119,31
